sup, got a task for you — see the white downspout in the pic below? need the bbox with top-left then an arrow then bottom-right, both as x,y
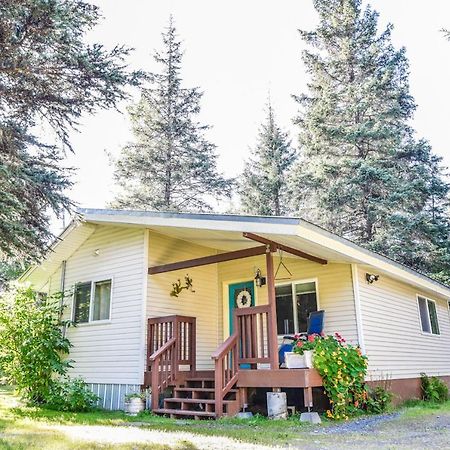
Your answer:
351,263 -> 366,355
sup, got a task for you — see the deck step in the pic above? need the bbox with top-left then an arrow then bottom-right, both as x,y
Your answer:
153,408 -> 216,418
184,377 -> 215,382
165,397 -> 234,405
174,387 -> 237,393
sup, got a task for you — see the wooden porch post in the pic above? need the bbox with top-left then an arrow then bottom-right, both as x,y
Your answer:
265,247 -> 279,369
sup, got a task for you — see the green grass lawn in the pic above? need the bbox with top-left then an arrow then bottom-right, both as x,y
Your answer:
0,385 -> 316,449
0,385 -> 449,449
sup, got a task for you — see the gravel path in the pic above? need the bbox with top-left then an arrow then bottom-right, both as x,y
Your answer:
292,410 -> 450,449
318,412 -> 401,434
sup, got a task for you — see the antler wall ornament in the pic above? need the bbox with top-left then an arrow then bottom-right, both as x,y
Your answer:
170,275 -> 195,298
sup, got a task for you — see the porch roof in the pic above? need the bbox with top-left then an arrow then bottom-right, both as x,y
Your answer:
22,208 -> 450,299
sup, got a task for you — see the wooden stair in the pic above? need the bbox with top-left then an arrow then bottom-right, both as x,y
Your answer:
152,376 -> 241,419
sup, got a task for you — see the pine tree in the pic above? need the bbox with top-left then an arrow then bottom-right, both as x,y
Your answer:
291,0 -> 450,280
0,0 -> 140,276
112,18 -> 231,212
239,100 -> 296,216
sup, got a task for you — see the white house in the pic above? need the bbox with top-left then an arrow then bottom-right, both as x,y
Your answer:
21,208 -> 450,417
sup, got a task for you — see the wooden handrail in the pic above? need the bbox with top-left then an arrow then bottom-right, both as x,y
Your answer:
233,304 -> 272,366
234,304 -> 270,316
212,332 -> 239,418
148,337 -> 176,362
211,333 -> 238,360
147,315 -> 196,410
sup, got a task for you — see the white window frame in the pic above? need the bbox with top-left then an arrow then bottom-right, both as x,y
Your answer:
72,276 -> 113,326
416,294 -> 440,336
275,277 -> 320,335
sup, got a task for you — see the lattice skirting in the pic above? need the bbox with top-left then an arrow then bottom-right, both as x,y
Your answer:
89,383 -> 143,410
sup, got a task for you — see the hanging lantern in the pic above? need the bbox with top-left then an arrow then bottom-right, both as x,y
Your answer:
254,268 -> 266,287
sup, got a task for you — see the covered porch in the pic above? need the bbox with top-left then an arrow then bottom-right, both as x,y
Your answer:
144,232 -> 331,418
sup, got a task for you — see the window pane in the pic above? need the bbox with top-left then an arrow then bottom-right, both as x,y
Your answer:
93,280 -> 111,321
427,300 -> 439,335
295,282 -> 316,294
418,296 -> 431,333
74,283 -> 91,323
295,282 -> 318,332
275,284 -> 294,335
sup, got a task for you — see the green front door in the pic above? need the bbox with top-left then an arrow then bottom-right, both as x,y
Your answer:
228,281 -> 255,334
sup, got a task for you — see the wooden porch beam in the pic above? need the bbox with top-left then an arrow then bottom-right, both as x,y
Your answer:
243,232 -> 327,265
266,250 -> 280,369
148,245 -> 268,275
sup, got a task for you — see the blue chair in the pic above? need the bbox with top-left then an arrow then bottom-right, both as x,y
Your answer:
278,310 -> 325,368
307,310 -> 325,335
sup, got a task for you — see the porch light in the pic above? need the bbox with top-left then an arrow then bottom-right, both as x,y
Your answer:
366,273 -> 379,284
255,268 -> 266,287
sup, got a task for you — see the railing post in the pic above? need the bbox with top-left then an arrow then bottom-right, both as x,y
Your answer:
215,358 -> 223,417
266,248 -> 279,369
191,317 -> 196,373
151,356 -> 159,410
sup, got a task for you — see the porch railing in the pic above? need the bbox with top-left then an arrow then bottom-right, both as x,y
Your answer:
147,315 -> 196,410
211,333 -> 239,417
234,305 -> 271,366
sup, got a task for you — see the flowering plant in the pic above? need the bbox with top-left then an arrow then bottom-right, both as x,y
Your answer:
292,333 -> 322,355
313,333 -> 368,420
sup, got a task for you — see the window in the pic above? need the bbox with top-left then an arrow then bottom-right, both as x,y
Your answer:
275,280 -> 318,335
417,296 -> 440,335
74,279 -> 112,323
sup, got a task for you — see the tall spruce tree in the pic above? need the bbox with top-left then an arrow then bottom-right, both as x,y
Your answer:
239,100 -> 296,216
112,19 -> 231,212
0,0 -> 141,284
291,0 -> 450,281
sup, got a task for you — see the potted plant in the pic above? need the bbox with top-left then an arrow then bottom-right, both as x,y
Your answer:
285,334 -> 320,369
124,392 -> 146,415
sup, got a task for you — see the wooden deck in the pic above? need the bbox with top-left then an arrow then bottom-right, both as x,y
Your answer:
144,314 -> 323,418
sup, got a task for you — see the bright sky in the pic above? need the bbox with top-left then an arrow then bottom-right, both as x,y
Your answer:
61,0 -> 450,227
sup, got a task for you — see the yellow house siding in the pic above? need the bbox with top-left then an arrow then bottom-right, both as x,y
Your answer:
60,225 -> 147,384
146,232 -> 220,370
218,256 -> 358,345
358,266 -> 450,380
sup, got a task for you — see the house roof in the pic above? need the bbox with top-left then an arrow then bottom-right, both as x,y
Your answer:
22,208 -> 450,299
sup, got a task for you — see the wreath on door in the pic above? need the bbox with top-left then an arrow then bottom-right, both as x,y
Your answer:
236,289 -> 252,308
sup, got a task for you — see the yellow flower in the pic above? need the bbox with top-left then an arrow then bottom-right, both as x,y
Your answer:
326,410 -> 333,418
337,360 -> 342,365
324,368 -> 328,373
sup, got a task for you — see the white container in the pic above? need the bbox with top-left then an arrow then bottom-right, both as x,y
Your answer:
285,352 -> 307,368
267,392 -> 287,419
124,397 -> 145,415
285,351 -> 314,369
304,350 -> 314,368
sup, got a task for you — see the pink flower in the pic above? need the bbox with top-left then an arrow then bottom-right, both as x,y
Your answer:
308,335 -> 315,342
296,341 -> 304,348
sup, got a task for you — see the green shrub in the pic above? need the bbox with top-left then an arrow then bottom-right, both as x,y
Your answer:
46,378 -> 99,412
366,386 -> 393,414
0,286 -> 72,404
420,373 -> 449,403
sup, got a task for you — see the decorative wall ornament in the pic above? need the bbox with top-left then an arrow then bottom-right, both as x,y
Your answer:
170,275 -> 195,297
